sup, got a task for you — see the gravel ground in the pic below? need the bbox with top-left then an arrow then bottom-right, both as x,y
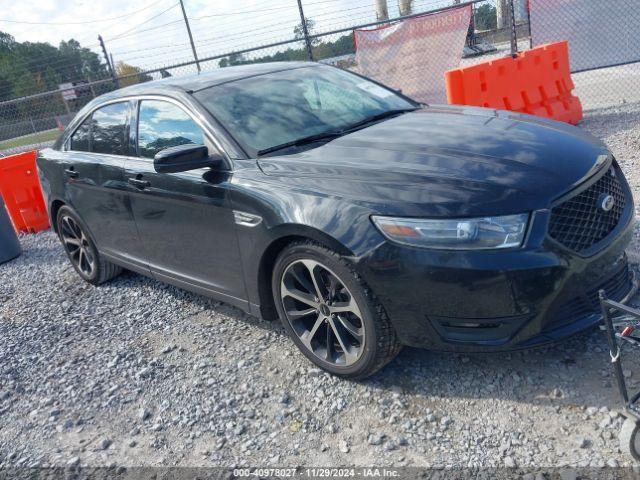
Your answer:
2,103 -> 640,474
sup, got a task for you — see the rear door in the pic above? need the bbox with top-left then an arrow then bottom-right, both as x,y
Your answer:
123,98 -> 247,306
64,101 -> 144,269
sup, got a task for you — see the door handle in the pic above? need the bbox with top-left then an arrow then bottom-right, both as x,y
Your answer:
128,177 -> 151,189
64,168 -> 78,178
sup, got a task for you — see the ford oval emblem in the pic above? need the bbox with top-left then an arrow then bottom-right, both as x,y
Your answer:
598,193 -> 615,212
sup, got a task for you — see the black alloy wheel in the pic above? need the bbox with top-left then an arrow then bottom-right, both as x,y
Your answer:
56,206 -> 122,285
272,241 -> 401,379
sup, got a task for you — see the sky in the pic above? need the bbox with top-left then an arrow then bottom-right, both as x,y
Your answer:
0,0 -> 451,72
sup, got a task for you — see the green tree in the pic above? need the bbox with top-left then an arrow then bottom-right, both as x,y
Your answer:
219,52 -> 246,68
0,30 -> 110,99
294,18 -> 319,46
474,4 -> 497,31
0,30 -> 118,124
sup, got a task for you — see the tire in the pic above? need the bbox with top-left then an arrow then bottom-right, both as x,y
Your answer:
56,205 -> 122,285
272,241 -> 402,379
619,416 -> 640,462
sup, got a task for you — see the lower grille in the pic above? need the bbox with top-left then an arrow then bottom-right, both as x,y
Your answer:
548,165 -> 627,254
551,262 -> 632,329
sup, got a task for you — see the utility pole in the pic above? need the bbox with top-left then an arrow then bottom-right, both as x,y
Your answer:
375,0 -> 389,21
179,0 -> 201,73
296,0 -> 314,61
98,35 -> 119,88
398,0 -> 412,16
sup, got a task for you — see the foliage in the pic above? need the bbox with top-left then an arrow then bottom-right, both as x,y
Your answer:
115,61 -> 153,87
294,19 -> 320,47
0,31 -> 110,124
218,29 -> 355,69
474,4 -> 497,31
218,52 -> 247,68
0,31 -> 108,101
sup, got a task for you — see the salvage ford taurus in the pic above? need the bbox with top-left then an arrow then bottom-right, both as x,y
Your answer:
37,62 -> 637,379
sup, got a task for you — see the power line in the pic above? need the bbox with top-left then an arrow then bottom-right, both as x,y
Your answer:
108,19 -> 185,43
105,2 -> 181,42
0,0 -> 167,25
111,1 -> 372,64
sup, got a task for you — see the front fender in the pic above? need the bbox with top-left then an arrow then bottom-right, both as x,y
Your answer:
229,173 -> 384,314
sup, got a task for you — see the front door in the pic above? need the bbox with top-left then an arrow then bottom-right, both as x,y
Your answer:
124,98 -> 247,306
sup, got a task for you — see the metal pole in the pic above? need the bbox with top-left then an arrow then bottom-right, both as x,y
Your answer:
98,35 -> 119,88
398,0 -> 412,16
296,0 -> 314,61
375,0 -> 389,21
508,0 -> 518,57
525,0 -> 533,49
179,0 -> 201,73
600,290 -> 629,404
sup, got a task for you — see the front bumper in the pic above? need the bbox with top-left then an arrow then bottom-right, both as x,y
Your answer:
358,207 -> 636,353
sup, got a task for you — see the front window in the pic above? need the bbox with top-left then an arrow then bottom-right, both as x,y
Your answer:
137,100 -> 206,159
194,65 -> 417,156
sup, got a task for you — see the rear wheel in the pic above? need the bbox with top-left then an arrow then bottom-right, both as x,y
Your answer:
272,241 -> 401,379
56,206 -> 122,285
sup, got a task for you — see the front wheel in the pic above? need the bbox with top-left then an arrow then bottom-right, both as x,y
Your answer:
619,416 -> 640,462
272,241 -> 401,379
56,206 -> 122,285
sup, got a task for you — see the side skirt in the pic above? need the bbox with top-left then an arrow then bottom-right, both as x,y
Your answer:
101,251 -> 255,315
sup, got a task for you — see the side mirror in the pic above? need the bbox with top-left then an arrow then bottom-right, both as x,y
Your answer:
153,144 -> 222,174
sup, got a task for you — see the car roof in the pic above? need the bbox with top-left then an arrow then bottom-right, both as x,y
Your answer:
101,61 -> 317,100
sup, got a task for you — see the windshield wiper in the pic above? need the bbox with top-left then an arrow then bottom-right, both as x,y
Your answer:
336,107 -> 420,135
256,107 -> 420,156
257,130 -> 344,156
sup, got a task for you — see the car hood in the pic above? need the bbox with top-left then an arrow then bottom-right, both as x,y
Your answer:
257,105 -> 612,217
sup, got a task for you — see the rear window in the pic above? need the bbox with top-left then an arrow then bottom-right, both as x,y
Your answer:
91,102 -> 129,155
70,117 -> 90,152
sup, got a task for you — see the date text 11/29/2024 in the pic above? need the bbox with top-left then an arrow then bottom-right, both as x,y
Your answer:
233,467 -> 401,477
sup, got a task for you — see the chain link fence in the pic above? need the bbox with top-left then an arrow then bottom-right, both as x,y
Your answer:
1,0 -> 638,156
522,0 -> 640,110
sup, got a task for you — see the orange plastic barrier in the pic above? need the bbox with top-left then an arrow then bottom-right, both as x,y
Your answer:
445,41 -> 583,125
0,150 -> 50,233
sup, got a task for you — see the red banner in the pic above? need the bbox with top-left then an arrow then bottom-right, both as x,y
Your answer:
354,6 -> 471,103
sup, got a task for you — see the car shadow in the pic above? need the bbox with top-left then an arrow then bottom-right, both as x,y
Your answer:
111,268 -> 640,411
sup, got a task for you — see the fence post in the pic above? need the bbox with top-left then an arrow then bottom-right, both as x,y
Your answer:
508,0 -> 518,57
296,0 -> 314,61
525,0 -> 533,49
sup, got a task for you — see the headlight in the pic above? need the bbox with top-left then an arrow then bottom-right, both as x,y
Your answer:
371,213 -> 530,250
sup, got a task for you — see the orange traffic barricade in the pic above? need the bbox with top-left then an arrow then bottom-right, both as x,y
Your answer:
0,150 -> 50,233
445,41 -> 583,125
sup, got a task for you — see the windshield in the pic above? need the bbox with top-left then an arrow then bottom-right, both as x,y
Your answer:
194,65 -> 417,156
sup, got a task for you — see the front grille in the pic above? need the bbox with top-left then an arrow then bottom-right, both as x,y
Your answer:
548,166 -> 627,253
551,262 -> 632,329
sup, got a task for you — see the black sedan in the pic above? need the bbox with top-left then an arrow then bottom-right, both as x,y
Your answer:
37,62 -> 636,379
